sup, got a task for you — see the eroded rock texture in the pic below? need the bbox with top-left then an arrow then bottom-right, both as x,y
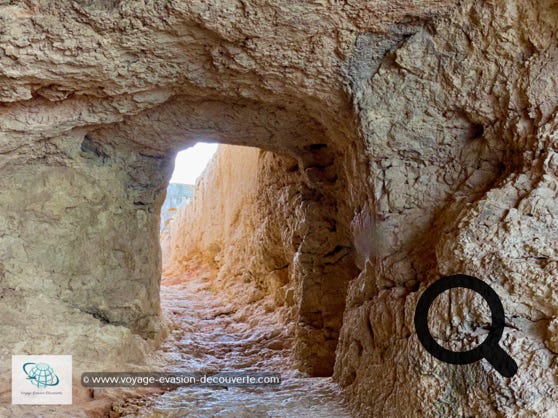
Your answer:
335,2 -> 558,417
0,0 -> 557,416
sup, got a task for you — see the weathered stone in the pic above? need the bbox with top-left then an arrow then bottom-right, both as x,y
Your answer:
0,0 -> 556,416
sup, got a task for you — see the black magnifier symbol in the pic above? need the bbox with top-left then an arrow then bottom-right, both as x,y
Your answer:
414,274 -> 518,378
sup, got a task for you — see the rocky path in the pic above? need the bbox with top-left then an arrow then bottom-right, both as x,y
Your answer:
116,273 -> 350,417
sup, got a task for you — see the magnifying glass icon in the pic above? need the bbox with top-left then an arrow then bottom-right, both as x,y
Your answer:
414,274 -> 518,378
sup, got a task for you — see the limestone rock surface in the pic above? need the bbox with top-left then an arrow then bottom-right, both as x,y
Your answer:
0,0 -> 557,417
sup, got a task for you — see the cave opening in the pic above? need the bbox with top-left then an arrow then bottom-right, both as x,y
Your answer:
144,141 -> 356,414
152,132 -> 359,379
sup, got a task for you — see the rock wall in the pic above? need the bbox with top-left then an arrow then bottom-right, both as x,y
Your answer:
162,145 -> 263,273
0,0 -> 557,416
0,133 -> 169,411
334,2 -> 558,417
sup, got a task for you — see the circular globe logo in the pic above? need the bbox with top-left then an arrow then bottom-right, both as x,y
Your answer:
22,362 -> 60,389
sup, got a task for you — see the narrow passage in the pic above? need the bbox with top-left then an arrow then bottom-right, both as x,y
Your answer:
118,270 -> 350,417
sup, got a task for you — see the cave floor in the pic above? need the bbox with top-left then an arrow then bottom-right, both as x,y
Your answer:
116,270 -> 350,417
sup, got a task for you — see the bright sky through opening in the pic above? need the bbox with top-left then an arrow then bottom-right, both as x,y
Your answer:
169,142 -> 218,185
